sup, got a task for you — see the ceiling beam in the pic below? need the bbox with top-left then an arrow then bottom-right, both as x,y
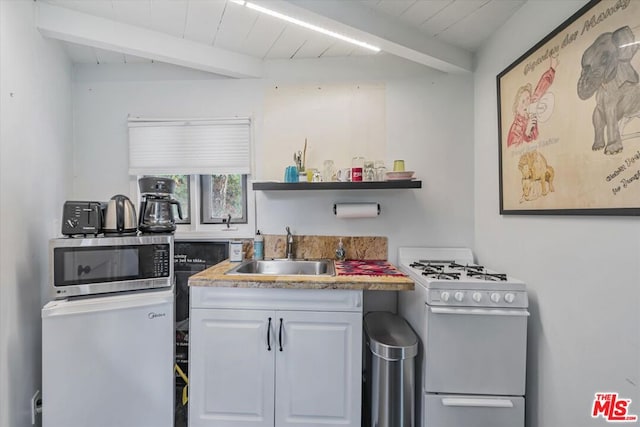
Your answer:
35,2 -> 264,79
263,0 -> 473,73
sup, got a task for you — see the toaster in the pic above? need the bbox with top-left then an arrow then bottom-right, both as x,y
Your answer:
61,201 -> 103,236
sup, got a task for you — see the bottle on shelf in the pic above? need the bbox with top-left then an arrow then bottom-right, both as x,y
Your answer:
335,238 -> 346,261
253,230 -> 264,260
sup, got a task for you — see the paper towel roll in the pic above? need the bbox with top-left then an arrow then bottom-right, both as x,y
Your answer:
333,203 -> 380,218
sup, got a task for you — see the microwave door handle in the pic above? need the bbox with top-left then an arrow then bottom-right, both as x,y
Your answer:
441,397 -> 514,408
430,307 -> 529,317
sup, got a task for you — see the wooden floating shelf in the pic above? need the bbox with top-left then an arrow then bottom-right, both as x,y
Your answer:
252,180 -> 422,191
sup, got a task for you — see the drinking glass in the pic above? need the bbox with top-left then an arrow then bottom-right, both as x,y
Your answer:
306,168 -> 317,182
363,161 -> 375,181
284,166 -> 298,183
374,160 -> 386,181
322,160 -> 335,182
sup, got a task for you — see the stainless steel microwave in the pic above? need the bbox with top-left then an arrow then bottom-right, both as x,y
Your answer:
49,235 -> 173,299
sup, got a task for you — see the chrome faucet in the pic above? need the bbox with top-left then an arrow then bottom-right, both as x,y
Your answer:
285,226 -> 294,260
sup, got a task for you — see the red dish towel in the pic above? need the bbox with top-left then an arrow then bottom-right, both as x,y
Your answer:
335,260 -> 407,276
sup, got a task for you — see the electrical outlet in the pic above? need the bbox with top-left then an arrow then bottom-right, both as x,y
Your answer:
31,389 -> 42,425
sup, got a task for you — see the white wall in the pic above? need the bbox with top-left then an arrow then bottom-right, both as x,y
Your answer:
0,1 -> 74,426
474,1 -> 640,426
72,55 -> 475,310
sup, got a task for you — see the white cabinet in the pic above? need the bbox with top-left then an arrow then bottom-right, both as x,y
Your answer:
274,310 -> 361,427
189,309 -> 275,427
189,287 -> 363,427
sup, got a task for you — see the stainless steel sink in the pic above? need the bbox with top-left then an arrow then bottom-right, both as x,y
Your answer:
226,259 -> 335,276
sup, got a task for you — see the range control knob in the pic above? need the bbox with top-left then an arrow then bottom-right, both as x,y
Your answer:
472,292 -> 482,303
504,293 -> 516,304
440,291 -> 450,302
454,291 -> 464,302
490,293 -> 501,303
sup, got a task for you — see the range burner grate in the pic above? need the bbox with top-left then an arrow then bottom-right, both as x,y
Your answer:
448,262 -> 485,272
409,259 -> 510,282
467,270 -> 508,281
410,262 -> 445,272
422,271 -> 461,280
418,260 -> 455,265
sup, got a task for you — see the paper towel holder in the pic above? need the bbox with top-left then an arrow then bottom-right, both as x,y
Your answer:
333,203 -> 381,216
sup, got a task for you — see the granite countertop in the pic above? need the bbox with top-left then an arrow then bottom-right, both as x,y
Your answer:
188,259 -> 415,291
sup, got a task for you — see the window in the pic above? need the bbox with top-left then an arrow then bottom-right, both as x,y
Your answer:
200,174 -> 248,224
143,174 -> 248,226
129,117 -> 252,235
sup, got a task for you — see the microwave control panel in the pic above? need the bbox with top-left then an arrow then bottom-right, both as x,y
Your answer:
153,246 -> 171,277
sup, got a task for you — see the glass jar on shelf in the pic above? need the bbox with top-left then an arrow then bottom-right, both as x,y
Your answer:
363,160 -> 375,181
374,160 -> 387,181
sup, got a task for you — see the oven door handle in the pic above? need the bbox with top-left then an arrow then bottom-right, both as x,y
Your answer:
441,397 -> 514,408
430,307 -> 529,317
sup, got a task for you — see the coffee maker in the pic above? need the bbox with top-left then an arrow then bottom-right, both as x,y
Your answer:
138,177 -> 183,234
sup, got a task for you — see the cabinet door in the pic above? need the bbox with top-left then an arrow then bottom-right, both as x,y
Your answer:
190,309 -> 275,427
274,311 -> 362,427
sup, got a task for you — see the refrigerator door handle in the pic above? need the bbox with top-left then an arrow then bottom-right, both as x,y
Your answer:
441,397 -> 515,408
42,290 -> 174,317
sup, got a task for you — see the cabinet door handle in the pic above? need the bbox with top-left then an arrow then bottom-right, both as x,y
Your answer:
278,318 -> 283,351
267,317 -> 272,351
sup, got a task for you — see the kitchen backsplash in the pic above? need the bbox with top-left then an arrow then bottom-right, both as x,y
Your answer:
242,235 -> 387,260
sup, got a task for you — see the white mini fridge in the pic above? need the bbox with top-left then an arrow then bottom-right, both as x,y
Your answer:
42,289 -> 174,427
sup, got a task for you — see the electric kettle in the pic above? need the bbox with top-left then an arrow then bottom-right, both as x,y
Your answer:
103,194 -> 137,236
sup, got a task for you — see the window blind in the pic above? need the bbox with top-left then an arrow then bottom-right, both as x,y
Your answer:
128,118 -> 251,175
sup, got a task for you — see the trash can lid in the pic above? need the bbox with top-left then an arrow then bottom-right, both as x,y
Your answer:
364,311 -> 418,361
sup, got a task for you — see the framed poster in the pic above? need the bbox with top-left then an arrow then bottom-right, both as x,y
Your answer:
497,0 -> 640,215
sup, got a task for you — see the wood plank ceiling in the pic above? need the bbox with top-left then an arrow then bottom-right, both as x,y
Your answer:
39,0 -> 525,73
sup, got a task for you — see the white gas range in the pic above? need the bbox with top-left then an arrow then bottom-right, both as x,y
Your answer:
398,247 -> 529,427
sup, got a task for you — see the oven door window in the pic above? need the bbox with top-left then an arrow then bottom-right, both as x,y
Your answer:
424,306 -> 528,396
54,246 -> 142,286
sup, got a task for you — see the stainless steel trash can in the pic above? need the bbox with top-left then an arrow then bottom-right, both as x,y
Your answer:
364,311 -> 418,427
